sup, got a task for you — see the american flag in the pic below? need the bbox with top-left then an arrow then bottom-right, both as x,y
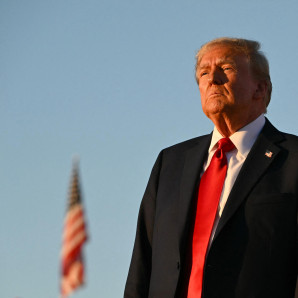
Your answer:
265,150 -> 273,158
61,161 -> 88,297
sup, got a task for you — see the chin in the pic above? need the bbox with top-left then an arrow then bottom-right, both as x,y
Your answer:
203,104 -> 225,117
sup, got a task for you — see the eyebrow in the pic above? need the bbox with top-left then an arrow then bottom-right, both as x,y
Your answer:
198,58 -> 237,70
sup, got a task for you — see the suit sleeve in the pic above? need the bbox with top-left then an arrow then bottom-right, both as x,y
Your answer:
124,151 -> 163,298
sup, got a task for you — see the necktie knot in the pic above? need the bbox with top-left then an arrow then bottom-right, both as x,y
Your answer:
217,138 -> 235,153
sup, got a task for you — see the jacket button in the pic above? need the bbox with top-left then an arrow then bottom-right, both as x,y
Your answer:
177,262 -> 180,270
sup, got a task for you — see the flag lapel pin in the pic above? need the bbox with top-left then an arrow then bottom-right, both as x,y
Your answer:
265,150 -> 273,158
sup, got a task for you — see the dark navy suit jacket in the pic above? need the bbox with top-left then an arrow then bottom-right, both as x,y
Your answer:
124,119 -> 298,298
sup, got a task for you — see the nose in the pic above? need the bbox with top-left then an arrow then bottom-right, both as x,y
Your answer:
208,68 -> 223,85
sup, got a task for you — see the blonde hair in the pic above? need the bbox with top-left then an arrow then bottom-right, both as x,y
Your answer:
195,37 -> 272,108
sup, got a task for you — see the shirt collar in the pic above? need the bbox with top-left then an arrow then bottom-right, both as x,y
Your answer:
209,114 -> 266,158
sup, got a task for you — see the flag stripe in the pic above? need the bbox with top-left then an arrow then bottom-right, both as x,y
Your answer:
63,207 -> 86,241
63,205 -> 84,225
63,222 -> 87,249
61,260 -> 84,296
62,227 -> 87,259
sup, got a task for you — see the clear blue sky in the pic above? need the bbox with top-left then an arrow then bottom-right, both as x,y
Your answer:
1,1 -> 298,297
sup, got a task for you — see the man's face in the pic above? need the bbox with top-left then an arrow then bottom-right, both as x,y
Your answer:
197,45 -> 262,125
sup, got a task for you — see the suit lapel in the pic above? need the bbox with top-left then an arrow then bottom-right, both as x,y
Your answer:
177,134 -> 211,246
213,120 -> 285,241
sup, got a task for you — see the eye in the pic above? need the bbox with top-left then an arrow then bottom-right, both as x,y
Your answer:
222,65 -> 233,71
200,71 -> 208,77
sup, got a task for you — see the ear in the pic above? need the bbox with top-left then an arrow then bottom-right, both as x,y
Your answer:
253,80 -> 268,100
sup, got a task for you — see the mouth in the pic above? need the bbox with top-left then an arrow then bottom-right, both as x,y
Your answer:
208,87 -> 225,94
208,92 -> 223,98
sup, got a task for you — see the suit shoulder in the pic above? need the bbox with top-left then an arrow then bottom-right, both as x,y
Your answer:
281,131 -> 298,143
263,119 -> 298,148
279,131 -> 298,152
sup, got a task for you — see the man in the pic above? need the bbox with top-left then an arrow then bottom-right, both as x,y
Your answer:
124,37 -> 298,298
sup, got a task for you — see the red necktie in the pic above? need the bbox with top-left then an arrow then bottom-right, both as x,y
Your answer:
187,138 -> 235,298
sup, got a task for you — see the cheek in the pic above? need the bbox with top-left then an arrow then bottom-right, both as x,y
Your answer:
198,84 -> 207,98
228,81 -> 248,97
231,76 -> 256,95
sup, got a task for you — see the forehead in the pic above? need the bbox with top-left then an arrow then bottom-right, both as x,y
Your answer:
199,45 -> 248,68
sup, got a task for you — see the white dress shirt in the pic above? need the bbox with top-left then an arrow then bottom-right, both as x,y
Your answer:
204,114 -> 266,244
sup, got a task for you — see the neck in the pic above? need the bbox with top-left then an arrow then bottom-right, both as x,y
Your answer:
211,113 -> 263,137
